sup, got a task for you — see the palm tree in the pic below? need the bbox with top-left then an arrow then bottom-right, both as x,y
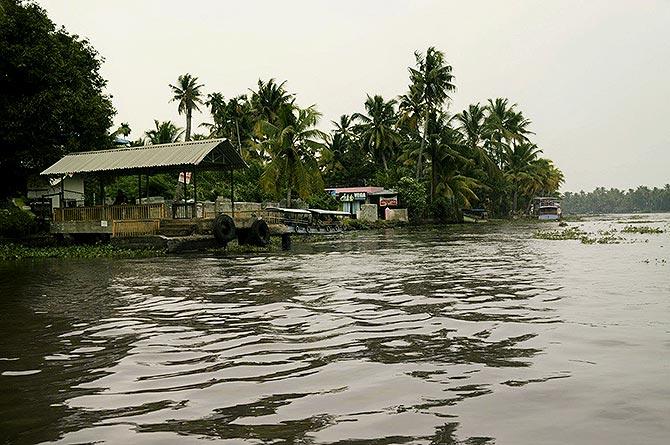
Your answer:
114,122 -> 131,138
145,120 -> 184,145
353,95 -> 400,171
503,142 -> 542,213
250,79 -> 294,124
433,121 -> 481,215
484,98 -> 532,169
256,105 -> 327,206
169,73 -> 204,141
406,47 -> 456,187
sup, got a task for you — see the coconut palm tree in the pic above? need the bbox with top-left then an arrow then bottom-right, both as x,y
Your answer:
484,98 -> 532,169
353,95 -> 400,171
250,79 -> 294,124
503,142 -> 542,213
256,105 -> 327,206
169,73 -> 204,141
145,120 -> 184,145
114,122 -> 131,138
406,47 -> 456,186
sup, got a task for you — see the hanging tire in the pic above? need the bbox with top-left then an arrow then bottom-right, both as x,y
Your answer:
248,219 -> 270,247
212,214 -> 236,245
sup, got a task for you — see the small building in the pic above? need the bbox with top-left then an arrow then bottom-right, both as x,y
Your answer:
325,186 -> 401,220
27,175 -> 85,217
40,139 -> 247,237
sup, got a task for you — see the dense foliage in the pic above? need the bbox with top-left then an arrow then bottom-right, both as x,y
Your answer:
563,186 -> 670,214
153,47 -> 563,219
0,205 -> 36,238
0,0 -> 115,198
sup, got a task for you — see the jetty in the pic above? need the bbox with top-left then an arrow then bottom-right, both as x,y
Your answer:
39,139 -> 295,251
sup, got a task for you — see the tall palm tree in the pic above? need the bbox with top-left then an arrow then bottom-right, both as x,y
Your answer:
169,73 -> 204,141
484,98 -> 532,169
353,95 -> 400,171
406,47 -> 456,186
250,79 -> 294,124
145,120 -> 184,145
256,105 -> 327,206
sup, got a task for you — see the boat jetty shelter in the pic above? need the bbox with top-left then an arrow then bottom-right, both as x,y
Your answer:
40,139 -> 248,238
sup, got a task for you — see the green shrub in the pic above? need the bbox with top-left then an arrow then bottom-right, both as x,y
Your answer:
396,176 -> 427,222
0,206 -> 37,238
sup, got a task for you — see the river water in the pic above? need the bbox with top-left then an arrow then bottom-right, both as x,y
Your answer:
1,214 -> 669,444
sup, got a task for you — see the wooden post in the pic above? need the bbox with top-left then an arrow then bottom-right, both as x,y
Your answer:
192,167 -> 197,218
60,176 -> 65,208
230,167 -> 234,218
137,174 -> 142,204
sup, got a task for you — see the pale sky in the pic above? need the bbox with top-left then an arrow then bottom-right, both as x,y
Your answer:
37,0 -> 670,192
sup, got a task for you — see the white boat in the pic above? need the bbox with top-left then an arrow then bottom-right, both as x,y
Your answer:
530,197 -> 562,220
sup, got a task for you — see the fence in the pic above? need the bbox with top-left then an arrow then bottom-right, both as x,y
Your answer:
53,203 -> 166,222
111,219 -> 161,237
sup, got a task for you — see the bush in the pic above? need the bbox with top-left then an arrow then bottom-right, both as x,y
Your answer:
0,206 -> 37,238
396,176 -> 427,222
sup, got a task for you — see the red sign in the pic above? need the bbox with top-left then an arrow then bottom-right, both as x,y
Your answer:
379,196 -> 398,207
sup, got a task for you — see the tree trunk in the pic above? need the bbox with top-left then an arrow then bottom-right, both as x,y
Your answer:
286,172 -> 292,208
415,118 -> 428,180
186,108 -> 192,141
430,142 -> 436,205
382,150 -> 388,171
512,189 -> 518,214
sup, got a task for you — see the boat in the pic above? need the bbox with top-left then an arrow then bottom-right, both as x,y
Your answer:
462,208 -> 488,223
530,197 -> 562,220
263,207 -> 351,234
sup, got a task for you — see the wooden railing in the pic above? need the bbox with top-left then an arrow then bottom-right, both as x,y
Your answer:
53,203 -> 166,222
112,219 -> 161,237
172,202 -> 197,219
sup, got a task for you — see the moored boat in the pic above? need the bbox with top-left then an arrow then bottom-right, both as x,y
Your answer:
530,197 -> 562,220
462,208 -> 488,223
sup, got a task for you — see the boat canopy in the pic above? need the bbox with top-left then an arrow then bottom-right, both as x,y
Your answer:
264,207 -> 312,215
308,209 -> 352,216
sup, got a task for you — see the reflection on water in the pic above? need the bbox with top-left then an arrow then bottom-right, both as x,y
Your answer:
1,215 -> 669,444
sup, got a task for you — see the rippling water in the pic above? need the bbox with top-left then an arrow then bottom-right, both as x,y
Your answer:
1,214 -> 669,444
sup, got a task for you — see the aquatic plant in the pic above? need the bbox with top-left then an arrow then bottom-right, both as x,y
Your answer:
0,243 -> 165,261
621,225 -> 664,234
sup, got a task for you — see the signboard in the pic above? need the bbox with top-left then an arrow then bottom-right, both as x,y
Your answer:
339,192 -> 367,202
379,196 -> 398,207
178,172 -> 192,184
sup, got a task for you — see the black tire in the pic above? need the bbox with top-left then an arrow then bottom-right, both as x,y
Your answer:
212,214 -> 236,245
248,219 -> 270,247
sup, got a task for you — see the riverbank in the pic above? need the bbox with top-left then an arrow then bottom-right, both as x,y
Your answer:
0,216 -> 579,261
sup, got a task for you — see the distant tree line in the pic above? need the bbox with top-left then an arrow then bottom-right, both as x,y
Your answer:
563,186 -> 670,214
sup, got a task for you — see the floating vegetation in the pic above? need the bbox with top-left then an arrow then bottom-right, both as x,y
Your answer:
621,225 -> 664,234
534,227 -> 625,244
534,227 -> 587,241
0,243 -> 166,261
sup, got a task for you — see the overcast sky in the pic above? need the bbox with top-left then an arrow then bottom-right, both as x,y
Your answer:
37,0 -> 669,192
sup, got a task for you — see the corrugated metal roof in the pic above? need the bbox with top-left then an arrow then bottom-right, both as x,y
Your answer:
325,186 -> 384,194
41,139 -> 247,176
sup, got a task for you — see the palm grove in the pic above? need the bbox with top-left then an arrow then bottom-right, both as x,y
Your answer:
149,47 -> 564,220
2,0 -> 564,221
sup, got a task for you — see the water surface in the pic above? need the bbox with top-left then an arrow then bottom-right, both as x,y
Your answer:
1,214 -> 669,444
